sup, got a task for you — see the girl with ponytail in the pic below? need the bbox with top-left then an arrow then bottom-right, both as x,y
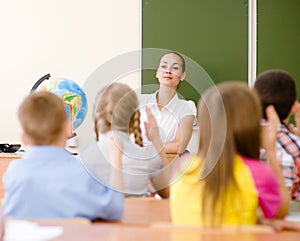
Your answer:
90,82 -> 169,198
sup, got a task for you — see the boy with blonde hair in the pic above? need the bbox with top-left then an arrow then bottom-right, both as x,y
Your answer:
2,91 -> 123,220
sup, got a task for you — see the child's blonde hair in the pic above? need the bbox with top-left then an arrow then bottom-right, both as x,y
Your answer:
197,82 -> 262,225
18,91 -> 68,145
93,83 -> 143,146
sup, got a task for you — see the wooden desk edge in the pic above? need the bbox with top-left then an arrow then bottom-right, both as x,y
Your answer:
0,153 -> 23,159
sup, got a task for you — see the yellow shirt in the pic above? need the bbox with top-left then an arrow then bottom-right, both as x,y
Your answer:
170,155 -> 259,226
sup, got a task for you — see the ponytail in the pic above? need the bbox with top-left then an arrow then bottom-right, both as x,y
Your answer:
129,110 -> 143,147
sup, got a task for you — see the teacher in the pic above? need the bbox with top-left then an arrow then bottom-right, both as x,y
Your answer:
139,52 -> 196,154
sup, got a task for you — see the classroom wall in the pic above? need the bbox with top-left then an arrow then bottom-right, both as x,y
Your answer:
0,0 -> 140,143
142,0 -> 300,106
257,0 -> 300,96
1,0 -> 299,144
141,0 -> 248,104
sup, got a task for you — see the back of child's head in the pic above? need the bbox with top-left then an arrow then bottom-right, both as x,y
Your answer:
197,81 -> 262,225
254,69 -> 297,121
93,82 -> 143,146
18,91 -> 68,145
198,81 -> 262,161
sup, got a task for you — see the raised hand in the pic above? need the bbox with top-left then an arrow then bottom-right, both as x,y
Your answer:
261,105 -> 280,152
289,102 -> 300,136
144,107 -> 160,142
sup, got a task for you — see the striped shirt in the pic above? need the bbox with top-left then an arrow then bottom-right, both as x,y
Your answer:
261,123 -> 300,200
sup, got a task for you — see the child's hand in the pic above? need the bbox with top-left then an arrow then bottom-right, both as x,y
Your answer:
289,102 -> 300,136
144,107 -> 160,142
261,105 -> 280,151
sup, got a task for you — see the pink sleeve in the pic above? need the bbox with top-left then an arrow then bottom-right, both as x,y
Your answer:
242,156 -> 282,219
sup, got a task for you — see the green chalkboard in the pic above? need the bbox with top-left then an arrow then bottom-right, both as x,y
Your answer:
257,0 -> 300,99
142,0 -> 248,104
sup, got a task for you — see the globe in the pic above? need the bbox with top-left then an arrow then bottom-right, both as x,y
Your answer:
35,77 -> 88,130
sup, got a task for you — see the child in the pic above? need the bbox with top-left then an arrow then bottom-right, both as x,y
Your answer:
254,69 -> 300,200
139,52 -> 196,154
2,91 -> 123,220
80,82 -> 169,198
170,82 -> 289,226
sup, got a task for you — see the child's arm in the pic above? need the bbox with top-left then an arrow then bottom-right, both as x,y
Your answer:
262,105 -> 290,218
266,149 -> 290,218
144,107 -> 170,198
107,135 -> 124,192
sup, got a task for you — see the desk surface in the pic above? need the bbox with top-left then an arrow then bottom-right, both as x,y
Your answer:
121,197 -> 170,225
32,222 -> 300,241
3,198 -> 300,241
5,218 -> 300,241
0,153 -> 23,159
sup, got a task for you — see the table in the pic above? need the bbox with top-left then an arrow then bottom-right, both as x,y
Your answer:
32,222 -> 300,241
4,197 -> 300,241
0,153 -> 22,200
121,197 -> 170,225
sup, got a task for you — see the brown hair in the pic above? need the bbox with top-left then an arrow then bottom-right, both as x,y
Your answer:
197,82 -> 262,225
254,69 -> 297,121
18,91 -> 68,145
93,83 -> 143,146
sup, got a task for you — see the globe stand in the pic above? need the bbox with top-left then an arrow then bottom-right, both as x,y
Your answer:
65,132 -> 78,155
66,132 -> 77,148
31,74 -> 87,155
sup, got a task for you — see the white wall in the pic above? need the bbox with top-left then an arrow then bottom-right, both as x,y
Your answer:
0,0 -> 140,143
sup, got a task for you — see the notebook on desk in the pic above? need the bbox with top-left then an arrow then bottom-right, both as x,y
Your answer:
4,219 -> 63,241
